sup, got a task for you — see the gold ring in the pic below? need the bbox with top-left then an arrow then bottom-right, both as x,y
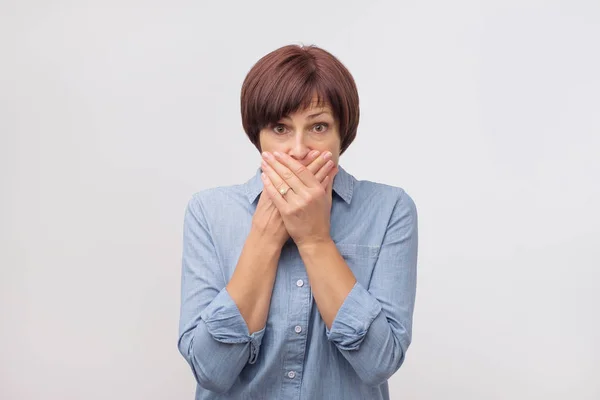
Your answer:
279,186 -> 289,196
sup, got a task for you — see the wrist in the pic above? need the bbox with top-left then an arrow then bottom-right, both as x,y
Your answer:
249,227 -> 286,252
296,236 -> 334,254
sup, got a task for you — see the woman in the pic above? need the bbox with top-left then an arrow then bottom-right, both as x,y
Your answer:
178,44 -> 418,400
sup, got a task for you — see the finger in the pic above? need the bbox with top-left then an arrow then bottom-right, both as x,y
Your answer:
313,159 -> 335,185
272,151 -> 324,189
261,171 -> 288,211
258,190 -> 275,207
304,150 -> 322,175
258,151 -> 319,194
261,159 -> 289,196
305,150 -> 335,183
263,151 -> 313,195
304,150 -> 321,165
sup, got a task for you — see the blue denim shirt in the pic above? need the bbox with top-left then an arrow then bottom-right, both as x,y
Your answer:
178,165 -> 418,399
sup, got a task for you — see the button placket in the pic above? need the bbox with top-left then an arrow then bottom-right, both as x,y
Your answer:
280,274 -> 310,393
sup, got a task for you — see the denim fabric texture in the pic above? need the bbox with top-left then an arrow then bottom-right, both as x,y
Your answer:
178,165 -> 418,399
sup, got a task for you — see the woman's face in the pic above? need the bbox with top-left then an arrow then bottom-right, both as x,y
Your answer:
258,97 -> 341,168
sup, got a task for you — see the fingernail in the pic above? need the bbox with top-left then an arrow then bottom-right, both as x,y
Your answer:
310,150 -> 319,158
274,151 -> 282,158
323,152 -> 332,160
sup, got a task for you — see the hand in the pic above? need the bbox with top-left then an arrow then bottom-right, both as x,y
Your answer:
252,150 -> 334,249
260,151 -> 339,248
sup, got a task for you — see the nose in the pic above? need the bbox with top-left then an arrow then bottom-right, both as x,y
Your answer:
288,134 -> 311,162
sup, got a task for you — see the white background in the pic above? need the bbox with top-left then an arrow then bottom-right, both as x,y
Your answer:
1,1 -> 599,399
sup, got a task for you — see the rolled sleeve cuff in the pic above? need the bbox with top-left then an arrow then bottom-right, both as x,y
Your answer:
200,287 -> 266,364
326,282 -> 382,351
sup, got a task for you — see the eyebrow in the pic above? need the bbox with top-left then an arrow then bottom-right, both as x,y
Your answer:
281,111 -> 332,121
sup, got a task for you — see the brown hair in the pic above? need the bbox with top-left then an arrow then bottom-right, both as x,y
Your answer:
240,44 -> 359,155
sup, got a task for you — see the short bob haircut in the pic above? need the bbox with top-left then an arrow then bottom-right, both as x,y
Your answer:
241,44 -> 359,155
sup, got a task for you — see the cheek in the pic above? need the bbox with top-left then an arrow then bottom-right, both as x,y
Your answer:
327,140 -> 341,164
333,154 -> 341,166
258,132 -> 273,152
259,132 -> 291,153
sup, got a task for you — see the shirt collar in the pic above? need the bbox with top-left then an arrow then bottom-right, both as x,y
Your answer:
244,164 -> 355,205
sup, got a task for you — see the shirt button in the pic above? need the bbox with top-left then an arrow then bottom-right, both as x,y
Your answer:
287,371 -> 296,379
294,325 -> 302,333
296,279 -> 304,287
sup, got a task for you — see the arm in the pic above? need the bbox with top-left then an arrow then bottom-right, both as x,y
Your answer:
177,194 -> 281,393
296,240 -> 356,330
297,190 -> 418,386
226,231 -> 281,334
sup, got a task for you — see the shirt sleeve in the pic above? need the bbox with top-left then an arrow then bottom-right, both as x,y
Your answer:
325,189 -> 418,386
177,193 -> 265,394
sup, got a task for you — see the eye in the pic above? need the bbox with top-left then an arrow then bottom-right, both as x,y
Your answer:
313,123 -> 329,133
272,124 -> 287,135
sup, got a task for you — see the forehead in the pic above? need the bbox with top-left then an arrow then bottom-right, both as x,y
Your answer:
288,96 -> 333,117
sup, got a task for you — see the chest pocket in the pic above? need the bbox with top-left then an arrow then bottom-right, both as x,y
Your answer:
335,243 -> 381,289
